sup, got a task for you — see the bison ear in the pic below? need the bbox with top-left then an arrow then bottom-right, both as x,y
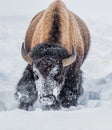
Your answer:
21,42 -> 33,65
62,45 -> 77,67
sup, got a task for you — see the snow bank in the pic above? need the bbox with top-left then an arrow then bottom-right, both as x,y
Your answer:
0,106 -> 112,130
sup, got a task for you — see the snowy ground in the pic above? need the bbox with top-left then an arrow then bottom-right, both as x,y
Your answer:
0,16 -> 112,130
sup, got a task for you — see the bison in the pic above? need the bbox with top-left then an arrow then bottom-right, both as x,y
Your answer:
15,0 -> 90,110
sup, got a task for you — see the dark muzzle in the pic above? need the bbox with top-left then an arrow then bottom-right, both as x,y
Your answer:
38,94 -> 56,105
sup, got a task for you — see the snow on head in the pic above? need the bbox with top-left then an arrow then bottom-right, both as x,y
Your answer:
33,64 -> 45,94
33,64 -> 63,105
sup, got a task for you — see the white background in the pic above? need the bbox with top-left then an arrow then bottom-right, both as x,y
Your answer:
0,0 -> 112,23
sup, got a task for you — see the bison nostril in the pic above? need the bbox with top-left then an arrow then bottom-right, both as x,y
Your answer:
39,94 -> 56,105
43,94 -> 55,99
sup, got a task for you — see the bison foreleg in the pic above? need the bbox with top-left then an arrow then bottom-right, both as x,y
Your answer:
59,70 -> 83,108
15,65 -> 38,110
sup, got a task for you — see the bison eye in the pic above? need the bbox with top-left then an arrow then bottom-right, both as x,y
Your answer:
34,73 -> 39,80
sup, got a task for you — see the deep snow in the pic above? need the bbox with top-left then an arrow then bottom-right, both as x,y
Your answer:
0,16 -> 112,130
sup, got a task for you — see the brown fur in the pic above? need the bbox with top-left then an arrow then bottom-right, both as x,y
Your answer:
25,0 -> 90,65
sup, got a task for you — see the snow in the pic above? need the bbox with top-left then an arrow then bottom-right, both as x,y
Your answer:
0,106 -> 112,130
0,16 -> 112,130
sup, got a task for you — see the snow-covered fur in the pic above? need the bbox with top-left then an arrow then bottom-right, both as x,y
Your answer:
16,43 -> 83,110
16,0 -> 90,110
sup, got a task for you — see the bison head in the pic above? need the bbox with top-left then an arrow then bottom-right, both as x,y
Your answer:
22,42 -> 77,106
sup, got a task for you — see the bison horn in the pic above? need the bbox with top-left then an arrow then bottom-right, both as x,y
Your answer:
21,43 -> 33,65
62,45 -> 77,67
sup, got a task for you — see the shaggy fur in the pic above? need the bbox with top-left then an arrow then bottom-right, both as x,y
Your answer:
25,0 -> 90,64
16,0 -> 90,110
